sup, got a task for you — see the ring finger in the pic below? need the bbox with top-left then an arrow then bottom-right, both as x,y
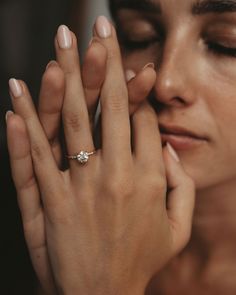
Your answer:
55,25 -> 95,168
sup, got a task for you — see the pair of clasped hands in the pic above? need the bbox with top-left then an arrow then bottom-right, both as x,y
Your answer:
6,16 -> 195,295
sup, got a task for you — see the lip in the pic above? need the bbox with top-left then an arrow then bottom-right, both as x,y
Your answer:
159,123 -> 209,150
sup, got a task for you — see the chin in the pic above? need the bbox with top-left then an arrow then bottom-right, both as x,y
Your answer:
176,151 -> 221,191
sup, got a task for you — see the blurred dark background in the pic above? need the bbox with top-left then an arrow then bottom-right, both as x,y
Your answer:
0,0 -> 92,293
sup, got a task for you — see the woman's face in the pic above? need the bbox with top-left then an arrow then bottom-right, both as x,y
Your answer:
110,0 -> 236,190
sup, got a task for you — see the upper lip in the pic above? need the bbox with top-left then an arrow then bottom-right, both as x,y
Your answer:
159,123 -> 208,140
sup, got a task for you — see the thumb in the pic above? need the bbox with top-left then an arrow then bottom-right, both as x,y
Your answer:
163,143 -> 196,252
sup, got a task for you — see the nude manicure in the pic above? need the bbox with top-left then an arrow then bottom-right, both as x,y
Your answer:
166,142 -> 180,163
143,63 -> 155,70
5,110 -> 14,122
9,78 -> 22,98
46,60 -> 58,70
88,37 -> 94,47
125,69 -> 136,82
95,16 -> 112,38
57,25 -> 72,49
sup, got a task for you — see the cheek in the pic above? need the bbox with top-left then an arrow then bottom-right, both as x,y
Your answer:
178,70 -> 236,189
180,144 -> 236,190
208,54 -> 236,79
207,69 -> 236,135
184,97 -> 236,189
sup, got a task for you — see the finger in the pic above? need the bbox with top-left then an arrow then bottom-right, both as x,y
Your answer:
6,111 -> 56,294
9,78 -> 62,208
82,39 -> 107,128
55,25 -> 94,159
94,16 -> 131,158
126,64 -> 156,114
92,63 -> 156,149
6,111 -> 42,224
132,102 -> 164,172
38,61 -> 65,167
163,143 -> 195,252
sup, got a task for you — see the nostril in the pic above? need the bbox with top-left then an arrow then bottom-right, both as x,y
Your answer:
148,92 -> 189,111
171,96 -> 186,106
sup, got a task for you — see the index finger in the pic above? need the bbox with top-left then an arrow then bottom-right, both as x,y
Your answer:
94,16 -> 131,159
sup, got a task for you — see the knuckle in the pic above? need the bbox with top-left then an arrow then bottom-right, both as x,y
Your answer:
145,175 -> 167,198
63,67 -> 76,76
31,142 -> 47,162
64,112 -> 82,133
103,92 -> 128,112
107,47 -> 117,60
138,174 -> 167,202
63,63 -> 80,77
18,174 -> 37,192
133,106 -> 157,124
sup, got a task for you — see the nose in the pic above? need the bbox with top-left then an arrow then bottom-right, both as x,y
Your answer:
154,38 -> 196,108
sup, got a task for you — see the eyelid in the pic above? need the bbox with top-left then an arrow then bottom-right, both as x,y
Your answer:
117,18 -> 164,39
206,41 -> 236,58
122,35 -> 160,43
205,34 -> 236,48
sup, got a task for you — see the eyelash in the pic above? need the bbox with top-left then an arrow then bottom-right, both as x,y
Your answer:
206,42 -> 236,57
121,36 -> 236,58
120,38 -> 159,50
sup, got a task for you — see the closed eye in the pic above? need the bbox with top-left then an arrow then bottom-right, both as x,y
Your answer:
120,37 -> 160,50
207,42 -> 236,57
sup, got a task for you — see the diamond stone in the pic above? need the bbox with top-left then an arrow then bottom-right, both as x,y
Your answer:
77,151 -> 89,164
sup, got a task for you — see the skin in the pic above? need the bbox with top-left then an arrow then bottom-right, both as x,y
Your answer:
8,0 -> 236,293
108,0 -> 236,293
6,18 -> 195,295
25,0 -> 236,293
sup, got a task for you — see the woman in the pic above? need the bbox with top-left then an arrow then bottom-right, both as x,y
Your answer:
6,0 -> 236,293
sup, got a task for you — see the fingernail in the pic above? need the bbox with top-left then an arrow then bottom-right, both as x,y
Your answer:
125,69 -> 136,82
9,78 -> 22,98
46,60 -> 58,70
166,142 -> 180,163
143,63 -> 155,70
95,16 -> 111,39
5,110 -> 14,122
88,37 -> 94,47
57,25 -> 72,49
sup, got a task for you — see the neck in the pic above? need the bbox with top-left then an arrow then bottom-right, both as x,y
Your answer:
188,177 -> 236,264
145,178 -> 236,294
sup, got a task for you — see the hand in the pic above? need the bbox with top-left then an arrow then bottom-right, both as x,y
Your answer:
7,24 -> 157,295
7,17 -> 195,295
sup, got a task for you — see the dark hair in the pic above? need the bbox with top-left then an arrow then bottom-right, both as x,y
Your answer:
108,0 -> 116,19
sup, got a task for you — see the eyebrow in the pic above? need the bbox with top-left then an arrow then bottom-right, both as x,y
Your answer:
114,0 -> 161,14
114,0 -> 236,15
192,0 -> 236,14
